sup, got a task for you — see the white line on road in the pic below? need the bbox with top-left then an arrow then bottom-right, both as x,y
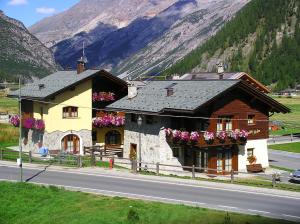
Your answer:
282,214 -> 300,219
218,205 -> 238,209
247,209 -> 270,214
1,164 -> 300,201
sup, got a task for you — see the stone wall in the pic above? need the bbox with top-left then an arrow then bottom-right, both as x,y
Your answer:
123,114 -> 183,171
22,129 -> 92,155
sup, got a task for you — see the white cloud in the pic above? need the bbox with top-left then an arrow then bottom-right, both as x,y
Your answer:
36,7 -> 56,15
8,0 -> 28,6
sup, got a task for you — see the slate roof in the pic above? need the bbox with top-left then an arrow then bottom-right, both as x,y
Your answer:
107,80 -> 240,113
8,69 -> 126,99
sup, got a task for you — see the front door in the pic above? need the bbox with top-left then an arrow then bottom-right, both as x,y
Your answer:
62,134 -> 80,154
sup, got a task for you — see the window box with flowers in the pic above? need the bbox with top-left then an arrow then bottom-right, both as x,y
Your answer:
92,113 -> 125,128
92,92 -> 115,102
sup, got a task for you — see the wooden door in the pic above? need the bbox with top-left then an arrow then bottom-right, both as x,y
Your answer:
129,143 -> 137,160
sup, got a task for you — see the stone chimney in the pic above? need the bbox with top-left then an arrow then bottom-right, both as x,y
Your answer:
128,83 -> 138,99
217,62 -> 224,80
166,88 -> 174,96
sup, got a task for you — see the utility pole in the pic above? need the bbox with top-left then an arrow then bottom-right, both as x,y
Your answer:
18,77 -> 23,182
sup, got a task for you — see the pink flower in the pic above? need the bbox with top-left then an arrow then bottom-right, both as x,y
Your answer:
92,92 -> 116,102
172,130 -> 181,140
181,131 -> 190,142
190,131 -> 200,142
217,131 -> 226,140
165,128 -> 173,137
239,129 -> 249,139
9,115 -> 20,127
229,129 -> 239,140
204,131 -> 214,141
92,114 -> 125,127
35,119 -> 45,130
23,118 -> 35,129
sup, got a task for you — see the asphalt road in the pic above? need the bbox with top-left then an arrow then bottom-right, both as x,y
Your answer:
269,149 -> 300,171
0,165 -> 300,222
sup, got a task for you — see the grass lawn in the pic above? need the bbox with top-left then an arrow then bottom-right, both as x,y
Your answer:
269,142 -> 300,153
270,97 -> 300,135
0,123 -> 18,148
0,96 -> 18,114
0,181 -> 295,224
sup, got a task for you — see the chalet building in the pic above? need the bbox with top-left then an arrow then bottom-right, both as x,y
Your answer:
107,79 -> 289,174
8,61 -> 128,155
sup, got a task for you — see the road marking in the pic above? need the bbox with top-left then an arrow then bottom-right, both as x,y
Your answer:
218,205 -> 238,209
1,164 -> 300,201
282,214 -> 300,219
247,209 -> 270,214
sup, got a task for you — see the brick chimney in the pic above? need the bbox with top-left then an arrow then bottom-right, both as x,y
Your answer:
77,57 -> 86,74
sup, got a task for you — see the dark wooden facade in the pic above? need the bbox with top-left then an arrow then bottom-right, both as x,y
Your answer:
166,84 -> 289,174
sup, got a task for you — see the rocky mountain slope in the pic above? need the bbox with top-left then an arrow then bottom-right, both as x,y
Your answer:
0,11 -> 57,81
114,0 -> 248,79
162,0 -> 300,91
29,0 -> 177,47
29,0 -> 248,77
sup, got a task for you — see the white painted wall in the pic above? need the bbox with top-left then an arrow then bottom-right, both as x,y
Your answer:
238,139 -> 269,172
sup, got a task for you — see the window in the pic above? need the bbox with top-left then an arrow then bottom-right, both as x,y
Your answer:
248,115 -> 255,125
105,130 -> 121,145
216,116 -> 233,132
63,106 -> 78,118
146,115 -> 154,124
247,148 -> 254,157
131,114 -> 138,123
217,119 -> 223,132
61,134 -> 80,154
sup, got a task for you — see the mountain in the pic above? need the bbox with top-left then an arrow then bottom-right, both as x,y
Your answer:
29,0 -> 177,47
29,0 -> 248,78
162,0 -> 300,91
0,11 -> 57,82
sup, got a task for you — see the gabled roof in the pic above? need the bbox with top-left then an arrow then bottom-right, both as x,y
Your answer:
106,80 -> 290,114
8,69 -> 127,100
107,80 -> 239,113
178,72 -> 270,93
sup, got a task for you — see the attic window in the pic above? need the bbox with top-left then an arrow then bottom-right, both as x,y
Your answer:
38,84 -> 45,90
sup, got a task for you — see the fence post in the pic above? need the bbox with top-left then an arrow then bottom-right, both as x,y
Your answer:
230,169 -> 234,183
291,133 -> 293,142
156,162 -> 159,175
272,174 -> 276,188
28,151 -> 32,163
77,155 -> 82,168
91,150 -> 96,166
273,135 -> 275,143
131,160 -> 137,174
192,165 -> 195,179
0,149 -> 3,160
100,150 -> 103,161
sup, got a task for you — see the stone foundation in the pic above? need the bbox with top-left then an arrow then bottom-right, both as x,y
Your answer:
22,129 -> 92,155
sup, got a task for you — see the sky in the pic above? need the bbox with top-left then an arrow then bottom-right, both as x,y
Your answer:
0,0 -> 80,27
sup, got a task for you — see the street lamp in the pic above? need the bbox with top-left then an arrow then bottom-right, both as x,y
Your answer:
137,115 -> 142,171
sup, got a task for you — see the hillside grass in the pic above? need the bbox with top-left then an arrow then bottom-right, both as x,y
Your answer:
0,96 -> 18,114
0,181 -> 296,224
0,123 -> 18,148
270,96 -> 300,135
269,142 -> 300,153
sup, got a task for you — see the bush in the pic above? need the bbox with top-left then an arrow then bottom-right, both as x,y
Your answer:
127,208 -> 139,223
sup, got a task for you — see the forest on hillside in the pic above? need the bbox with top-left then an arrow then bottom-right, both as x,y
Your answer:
162,0 -> 300,91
